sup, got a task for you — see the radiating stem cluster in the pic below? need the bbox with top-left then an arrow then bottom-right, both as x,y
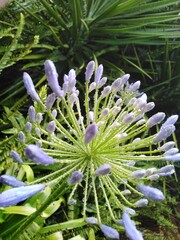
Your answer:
1,60 -> 179,240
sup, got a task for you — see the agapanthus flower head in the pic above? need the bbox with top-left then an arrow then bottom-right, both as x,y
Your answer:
8,59 -> 179,238
0,184 -> 45,207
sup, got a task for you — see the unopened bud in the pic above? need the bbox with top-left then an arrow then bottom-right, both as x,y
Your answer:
147,112 -> 165,128
10,150 -> 23,163
67,171 -> 83,185
84,123 -> 98,144
23,72 -> 40,102
94,64 -> 103,84
44,60 -> 62,97
28,106 -> 36,122
134,199 -> 148,207
85,61 -> 95,82
95,164 -> 111,176
137,184 -> 165,201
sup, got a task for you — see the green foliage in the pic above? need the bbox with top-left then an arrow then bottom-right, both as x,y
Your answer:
0,0 -> 180,108
0,13 -> 39,73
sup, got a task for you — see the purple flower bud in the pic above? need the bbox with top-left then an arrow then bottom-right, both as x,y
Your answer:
127,81 -> 141,92
148,174 -> 160,181
84,123 -> 98,144
117,132 -> 127,140
18,131 -> 25,142
130,169 -> 146,179
132,138 -> 141,143
70,92 -> 77,103
52,109 -> 57,118
47,120 -> 56,134
67,171 -> 83,185
25,122 -> 32,133
161,115 -> 179,128
94,64 -> 103,84
112,106 -> 121,115
25,144 -> 55,165
36,140 -> 42,148
95,164 -> 111,176
154,124 -> 175,144
0,184 -> 45,207
44,60 -> 62,97
145,168 -> 157,176
36,113 -> 43,123
62,81 -> 69,94
85,217 -> 98,225
134,199 -> 148,207
35,127 -> 41,137
100,108 -> 109,117
159,141 -> 175,151
122,212 -> 143,240
100,224 -> 120,240
101,86 -> 111,98
122,112 -> 134,124
111,121 -> 120,128
124,207 -> 136,215
85,60 -> 95,82
28,106 -> 36,122
111,78 -> 122,93
147,112 -> 165,128
128,97 -> 139,106
67,69 -> 76,92
137,184 -> 165,201
10,150 -> 23,163
142,102 -> 155,113
121,190 -> 131,195
125,161 -> 136,166
97,77 -> 107,88
23,72 -> 40,102
121,74 -> 130,84
164,153 -> 180,162
158,170 -> 175,177
89,82 -> 96,92
163,148 -> 179,156
158,165 -> 174,174
0,175 -> 26,187
46,93 -> 56,110
116,98 -> 122,105
136,119 -> 146,126
88,111 -> 94,122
